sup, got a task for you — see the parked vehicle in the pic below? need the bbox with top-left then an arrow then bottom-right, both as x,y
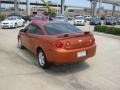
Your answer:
18,20 -> 96,68
74,16 -> 86,26
100,16 -> 105,20
30,15 -> 49,21
53,15 -> 67,22
104,17 -> 117,25
90,16 -> 101,25
67,16 -> 73,20
8,13 -> 29,22
84,15 -> 91,21
115,17 -> 120,25
22,15 -> 31,22
1,16 -> 25,29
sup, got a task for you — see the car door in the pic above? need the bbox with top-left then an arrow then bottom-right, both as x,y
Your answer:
27,24 -> 45,54
21,24 -> 35,51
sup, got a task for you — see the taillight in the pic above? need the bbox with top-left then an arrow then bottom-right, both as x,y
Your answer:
55,41 -> 71,48
92,37 -> 95,43
89,37 -> 95,44
55,41 -> 63,48
65,41 -> 71,47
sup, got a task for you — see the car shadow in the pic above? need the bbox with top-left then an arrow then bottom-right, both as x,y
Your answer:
17,47 -> 90,76
44,61 -> 90,76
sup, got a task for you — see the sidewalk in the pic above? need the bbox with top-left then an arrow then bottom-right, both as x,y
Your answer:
93,31 -> 120,40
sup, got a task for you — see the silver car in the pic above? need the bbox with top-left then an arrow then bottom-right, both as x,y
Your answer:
53,15 -> 67,22
74,16 -> 86,26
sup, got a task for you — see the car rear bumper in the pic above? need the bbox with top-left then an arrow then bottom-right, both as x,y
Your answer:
46,44 -> 96,64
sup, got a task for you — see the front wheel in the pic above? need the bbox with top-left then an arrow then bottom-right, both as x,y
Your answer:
18,38 -> 25,49
37,50 -> 49,69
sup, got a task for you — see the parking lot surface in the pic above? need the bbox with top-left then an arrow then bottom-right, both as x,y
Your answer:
0,23 -> 120,90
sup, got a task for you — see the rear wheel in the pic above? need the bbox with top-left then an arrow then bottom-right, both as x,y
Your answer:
37,49 -> 49,69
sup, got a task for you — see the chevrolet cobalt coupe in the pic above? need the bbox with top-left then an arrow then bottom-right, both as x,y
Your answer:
18,20 -> 96,68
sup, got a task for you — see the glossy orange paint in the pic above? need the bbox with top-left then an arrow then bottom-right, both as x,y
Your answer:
18,20 -> 96,64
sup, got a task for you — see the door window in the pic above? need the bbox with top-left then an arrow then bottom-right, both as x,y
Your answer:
26,24 -> 44,35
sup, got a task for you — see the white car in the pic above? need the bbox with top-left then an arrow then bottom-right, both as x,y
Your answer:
74,16 -> 86,26
53,15 -> 67,22
0,16 -> 25,29
84,15 -> 91,21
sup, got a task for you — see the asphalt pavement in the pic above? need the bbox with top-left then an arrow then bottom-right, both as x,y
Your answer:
0,22 -> 120,90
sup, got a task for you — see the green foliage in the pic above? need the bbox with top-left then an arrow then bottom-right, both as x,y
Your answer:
0,13 -> 5,21
94,25 -> 120,36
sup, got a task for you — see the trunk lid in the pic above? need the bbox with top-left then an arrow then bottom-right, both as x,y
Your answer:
56,32 -> 95,50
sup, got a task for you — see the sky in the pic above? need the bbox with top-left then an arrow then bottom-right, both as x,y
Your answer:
32,0 -> 113,9
1,0 -> 120,10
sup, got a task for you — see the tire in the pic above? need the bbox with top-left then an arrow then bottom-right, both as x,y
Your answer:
18,38 -> 25,49
37,49 -> 49,69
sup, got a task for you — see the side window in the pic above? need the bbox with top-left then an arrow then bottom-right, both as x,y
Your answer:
26,24 -> 35,33
26,24 -> 44,35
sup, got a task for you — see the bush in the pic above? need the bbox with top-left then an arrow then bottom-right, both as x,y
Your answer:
0,13 -> 5,21
94,25 -> 120,36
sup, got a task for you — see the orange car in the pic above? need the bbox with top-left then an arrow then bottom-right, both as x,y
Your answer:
18,20 -> 96,68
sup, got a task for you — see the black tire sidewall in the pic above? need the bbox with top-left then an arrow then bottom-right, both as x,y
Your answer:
18,38 -> 24,49
37,49 -> 49,69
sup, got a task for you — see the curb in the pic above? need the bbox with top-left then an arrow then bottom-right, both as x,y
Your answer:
93,32 -> 120,40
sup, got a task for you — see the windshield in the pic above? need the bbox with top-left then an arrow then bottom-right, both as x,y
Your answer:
92,17 -> 100,20
55,16 -> 65,19
106,17 -> 115,20
7,17 -> 16,20
44,23 -> 82,35
75,16 -> 84,19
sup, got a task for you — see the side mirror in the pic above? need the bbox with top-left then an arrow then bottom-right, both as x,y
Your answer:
20,29 -> 26,32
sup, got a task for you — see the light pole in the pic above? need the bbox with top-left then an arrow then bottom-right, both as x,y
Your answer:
26,0 -> 30,15
99,0 -> 102,17
61,0 -> 65,15
57,0 -> 61,15
14,0 -> 18,14
0,0 -> 1,9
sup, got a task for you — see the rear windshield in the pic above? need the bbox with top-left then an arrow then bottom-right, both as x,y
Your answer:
44,23 -> 82,35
